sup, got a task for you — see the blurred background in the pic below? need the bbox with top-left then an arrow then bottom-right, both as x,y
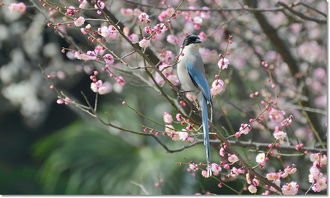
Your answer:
0,0 -> 327,195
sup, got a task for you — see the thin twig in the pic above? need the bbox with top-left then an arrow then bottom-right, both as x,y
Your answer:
94,93 -> 98,112
124,0 -> 283,12
130,181 -> 150,195
278,2 -> 327,24
294,2 -> 327,17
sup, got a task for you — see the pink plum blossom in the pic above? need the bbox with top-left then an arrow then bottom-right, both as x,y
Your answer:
57,99 -> 64,104
177,131 -> 189,141
280,116 -> 293,127
238,123 -> 252,135
103,54 -> 114,64
193,16 -> 203,24
266,172 -> 278,181
90,80 -> 112,95
166,34 -> 179,45
198,32 -> 207,41
115,76 -> 126,86
9,2 -> 26,13
94,45 -> 105,55
269,108 -> 285,122
313,67 -> 326,80
281,182 -> 299,195
188,163 -> 198,172
163,112 -> 173,124
129,33 -> 139,43
219,147 -> 225,157
228,154 -> 239,164
248,185 -> 257,193
98,26 -> 117,38
211,79 -> 225,96
218,57 -> 229,69
74,16 -> 85,27
256,153 -> 266,164
273,130 -> 287,142
158,8 -> 175,22
252,178 -> 259,186
138,12 -> 151,23
176,113 -> 182,121
121,8 -> 133,17
75,51 -> 96,61
211,163 -> 221,176
312,177 -> 327,192
139,39 -> 150,48
230,167 -> 240,177
201,170 -> 211,178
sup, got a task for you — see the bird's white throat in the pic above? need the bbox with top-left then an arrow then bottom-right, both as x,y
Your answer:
182,44 -> 200,55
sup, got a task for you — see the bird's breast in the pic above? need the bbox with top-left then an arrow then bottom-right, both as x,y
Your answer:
177,58 -> 200,94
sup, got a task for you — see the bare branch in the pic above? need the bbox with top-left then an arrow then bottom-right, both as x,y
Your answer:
295,2 -> 327,17
278,2 -> 327,24
124,0 -> 283,12
226,140 -> 327,153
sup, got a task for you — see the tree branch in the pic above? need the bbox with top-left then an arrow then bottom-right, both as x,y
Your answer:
278,2 -> 327,24
227,140 -> 327,153
294,2 -> 327,18
211,125 -> 283,194
124,0 -> 283,12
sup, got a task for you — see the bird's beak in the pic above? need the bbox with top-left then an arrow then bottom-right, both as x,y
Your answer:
195,38 -> 202,43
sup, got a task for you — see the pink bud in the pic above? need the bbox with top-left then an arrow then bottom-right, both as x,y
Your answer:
223,164 -> 230,169
56,99 -> 64,104
176,113 -> 182,121
234,132 -> 241,138
64,97 -> 71,105
219,148 -> 225,157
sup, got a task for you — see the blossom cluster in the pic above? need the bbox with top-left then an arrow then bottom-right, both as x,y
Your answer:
308,153 -> 327,192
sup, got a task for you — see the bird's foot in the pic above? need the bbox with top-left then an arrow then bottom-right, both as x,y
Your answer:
177,90 -> 193,99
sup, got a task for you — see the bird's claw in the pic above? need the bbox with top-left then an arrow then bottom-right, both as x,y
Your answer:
177,90 -> 193,99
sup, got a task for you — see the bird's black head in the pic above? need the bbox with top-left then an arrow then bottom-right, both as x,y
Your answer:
183,34 -> 202,46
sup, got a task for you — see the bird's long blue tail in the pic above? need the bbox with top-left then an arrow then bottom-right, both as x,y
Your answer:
201,96 -> 212,176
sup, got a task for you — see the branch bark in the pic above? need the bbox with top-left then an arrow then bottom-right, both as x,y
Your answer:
124,0 -> 283,12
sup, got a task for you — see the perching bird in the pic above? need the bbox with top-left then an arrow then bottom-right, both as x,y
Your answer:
177,34 -> 212,176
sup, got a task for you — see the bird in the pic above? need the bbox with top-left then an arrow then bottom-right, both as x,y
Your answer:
177,34 -> 212,176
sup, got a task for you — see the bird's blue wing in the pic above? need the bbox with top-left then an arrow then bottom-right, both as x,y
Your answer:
185,60 -> 212,176
185,60 -> 211,101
